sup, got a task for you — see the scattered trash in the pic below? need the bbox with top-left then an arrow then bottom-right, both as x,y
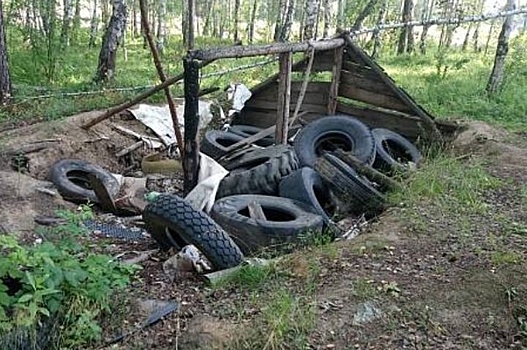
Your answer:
163,245 -> 212,282
84,219 -> 149,241
226,83 -> 252,117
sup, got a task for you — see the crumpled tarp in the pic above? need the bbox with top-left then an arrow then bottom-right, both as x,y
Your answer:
226,83 -> 252,117
128,101 -> 215,147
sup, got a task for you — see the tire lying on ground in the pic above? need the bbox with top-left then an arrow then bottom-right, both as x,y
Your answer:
372,128 -> 422,172
217,144 -> 299,198
314,153 -> 385,215
279,167 -> 334,224
143,194 -> 244,270
293,115 -> 376,167
229,125 -> 275,147
211,194 -> 324,255
200,130 -> 245,160
50,159 -> 120,203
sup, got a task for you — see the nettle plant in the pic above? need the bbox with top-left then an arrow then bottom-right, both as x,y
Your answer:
0,208 -> 139,345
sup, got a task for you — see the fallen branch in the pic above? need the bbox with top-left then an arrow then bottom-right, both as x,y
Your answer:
290,46 -> 314,127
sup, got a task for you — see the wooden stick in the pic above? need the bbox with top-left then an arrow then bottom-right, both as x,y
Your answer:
190,38 -> 345,60
115,141 -> 143,157
80,59 -> 214,130
87,173 -> 118,213
275,52 -> 292,144
290,47 -> 314,127
327,46 -> 344,115
248,201 -> 266,220
333,149 -> 402,191
183,58 -> 201,194
139,0 -> 185,157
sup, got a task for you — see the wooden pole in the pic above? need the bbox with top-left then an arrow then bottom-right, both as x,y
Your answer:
276,52 -> 292,144
139,0 -> 184,157
80,59 -> 213,129
183,57 -> 200,194
190,38 -> 345,60
290,47 -> 314,127
327,46 -> 344,115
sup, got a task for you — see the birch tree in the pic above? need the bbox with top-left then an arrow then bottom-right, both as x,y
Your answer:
0,0 -> 11,104
486,0 -> 516,95
60,0 -> 74,46
89,0 -> 99,48
303,0 -> 318,40
371,0 -> 387,59
233,0 -> 240,42
94,0 -> 127,83
247,0 -> 257,43
156,0 -> 167,54
351,0 -> 380,32
397,0 -> 415,54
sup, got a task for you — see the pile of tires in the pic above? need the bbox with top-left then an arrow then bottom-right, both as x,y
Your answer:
143,117 -> 423,266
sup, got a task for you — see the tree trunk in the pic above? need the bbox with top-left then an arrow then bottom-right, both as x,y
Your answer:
70,0 -> 81,45
337,0 -> 346,28
371,0 -> 387,59
101,0 -> 110,26
94,0 -> 127,83
248,0 -> 257,43
89,0 -> 99,47
60,0 -> 74,46
486,0 -> 516,96
351,0 -> 379,32
0,0 -> 12,104
419,0 -> 434,54
322,0 -> 330,38
132,0 -> 138,37
484,19 -> 496,55
274,0 -> 286,42
462,23 -> 472,51
233,0 -> 240,42
303,0 -> 318,40
156,0 -> 166,54
203,0 -> 214,36
187,0 -> 195,49
397,0 -> 414,54
280,0 -> 295,41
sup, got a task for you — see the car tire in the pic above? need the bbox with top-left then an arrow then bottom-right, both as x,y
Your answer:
49,159 -> 120,203
200,130 -> 245,160
143,194 -> 244,270
211,194 -> 324,255
372,128 -> 422,172
294,115 -> 376,167
229,125 -> 275,147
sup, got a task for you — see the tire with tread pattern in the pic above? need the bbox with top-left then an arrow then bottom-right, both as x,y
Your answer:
143,194 -> 244,270
200,130 -> 245,160
294,115 -> 376,167
315,153 -> 385,215
217,145 -> 299,198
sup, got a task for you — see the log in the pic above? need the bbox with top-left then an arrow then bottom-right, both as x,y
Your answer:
276,52 -> 292,144
327,46 -> 344,115
139,0 -> 184,157
183,58 -> 201,194
115,141 -> 143,157
190,38 -> 345,60
87,173 -> 118,213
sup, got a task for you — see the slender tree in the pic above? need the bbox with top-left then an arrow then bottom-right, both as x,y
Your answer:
280,0 -> 296,41
351,0 -> 380,32
156,0 -> 167,54
486,0 -> 516,95
0,0 -> 11,104
303,0 -> 318,40
419,0 -> 434,54
88,0 -> 99,48
371,0 -> 387,59
337,0 -> 346,28
322,0 -> 330,37
233,0 -> 241,42
247,0 -> 258,43
397,0 -> 414,54
94,0 -> 127,83
274,0 -> 286,41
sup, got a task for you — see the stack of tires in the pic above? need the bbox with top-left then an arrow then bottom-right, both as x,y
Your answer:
143,115 -> 423,269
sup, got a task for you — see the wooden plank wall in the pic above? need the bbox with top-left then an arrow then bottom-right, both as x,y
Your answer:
233,46 -> 457,139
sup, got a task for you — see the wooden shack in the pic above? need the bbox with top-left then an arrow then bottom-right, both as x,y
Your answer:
183,32 -> 459,190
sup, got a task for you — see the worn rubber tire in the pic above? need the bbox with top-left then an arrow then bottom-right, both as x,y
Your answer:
49,159 -> 120,203
279,167 -> 333,224
372,128 -> 422,172
211,194 -> 324,255
200,130 -> 245,160
316,153 -> 385,215
294,115 -> 376,167
229,125 -> 275,147
217,145 -> 299,198
143,194 -> 244,270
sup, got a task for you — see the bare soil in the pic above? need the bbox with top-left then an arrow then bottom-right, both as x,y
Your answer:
1,114 -> 527,349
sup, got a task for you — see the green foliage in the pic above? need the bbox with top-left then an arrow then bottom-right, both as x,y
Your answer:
0,208 -> 139,347
389,152 -> 502,215
212,264 -> 277,290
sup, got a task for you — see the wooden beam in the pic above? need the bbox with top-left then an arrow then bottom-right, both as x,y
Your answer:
190,38 -> 345,60
275,52 -> 292,144
328,46 -> 344,115
290,47 -> 314,127
183,58 -> 201,194
339,83 -> 413,113
139,0 -> 184,157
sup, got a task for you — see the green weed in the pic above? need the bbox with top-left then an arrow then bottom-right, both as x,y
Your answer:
491,251 -> 522,266
211,263 -> 277,290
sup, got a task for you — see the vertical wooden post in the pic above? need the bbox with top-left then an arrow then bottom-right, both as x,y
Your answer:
183,57 -> 200,194
275,51 -> 292,144
327,46 -> 344,115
